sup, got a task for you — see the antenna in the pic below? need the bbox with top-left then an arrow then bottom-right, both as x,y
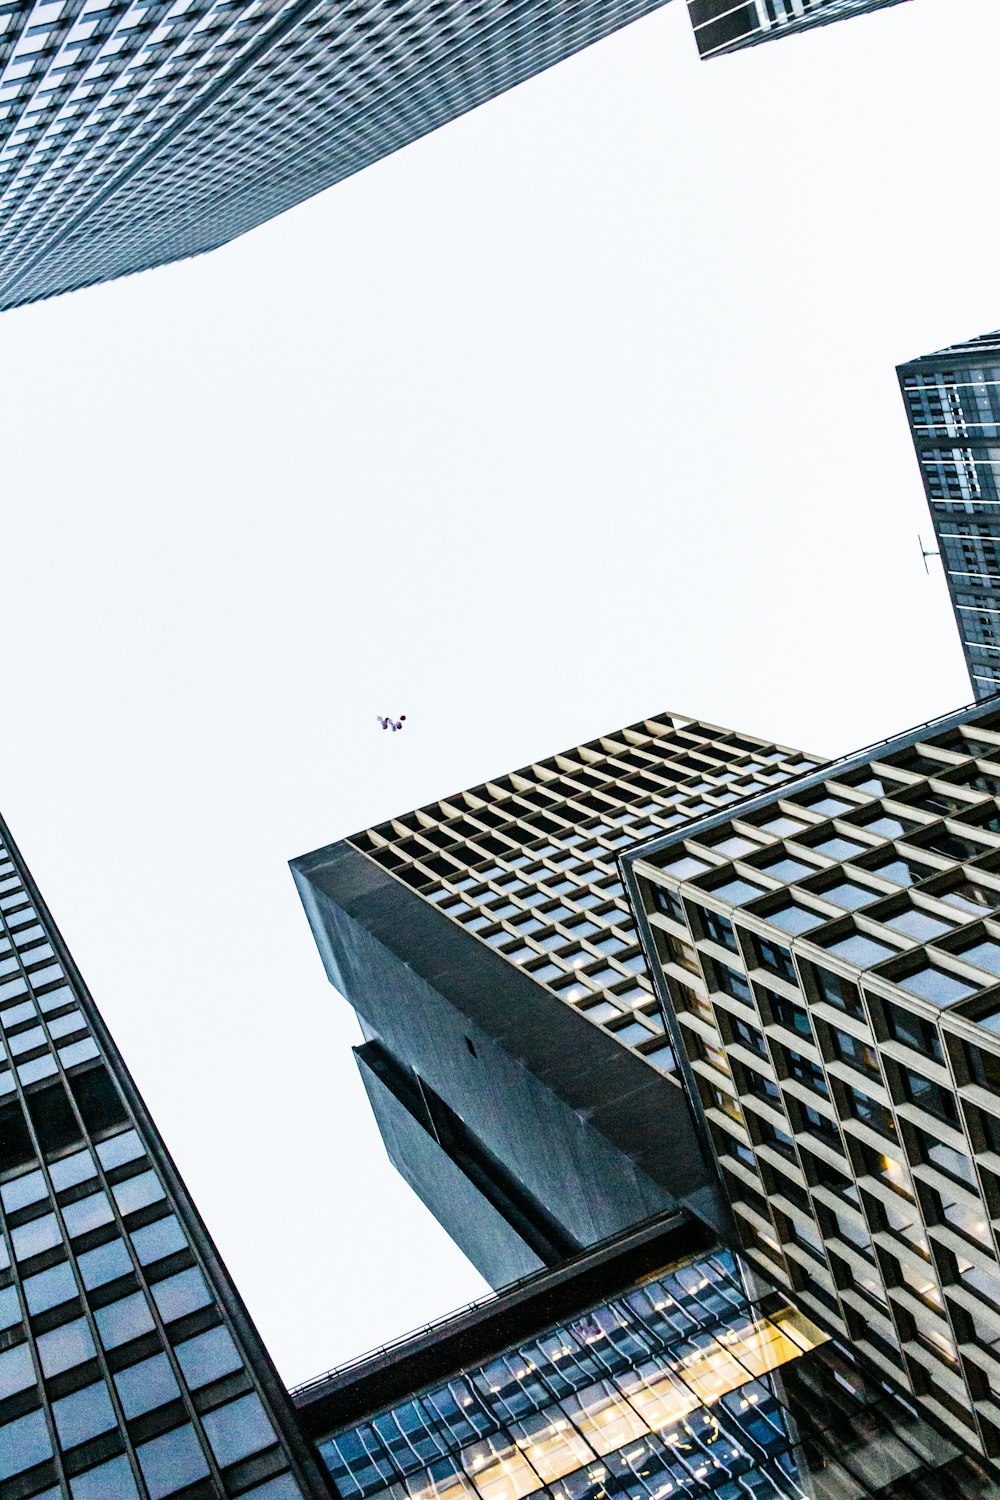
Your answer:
918,534 -> 940,575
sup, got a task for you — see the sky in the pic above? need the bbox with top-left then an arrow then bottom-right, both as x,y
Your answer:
0,0 -> 992,1387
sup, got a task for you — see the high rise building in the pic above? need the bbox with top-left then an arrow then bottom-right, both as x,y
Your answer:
292,715 -> 820,1286
290,1205 -> 991,1500
686,0 -> 909,59
898,332 -> 1000,701
622,696 -> 1000,1465
0,0 -> 671,311
0,811 -> 332,1499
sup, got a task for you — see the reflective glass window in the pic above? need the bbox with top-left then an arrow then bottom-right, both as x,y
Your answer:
0,1408 -> 52,1480
24,1261 -> 76,1313
113,1169 -> 165,1216
38,1316 -> 96,1376
52,1380 -> 117,1448
151,1266 -> 212,1322
131,1214 -> 187,1265
137,1424 -> 211,1498
50,1150 -> 97,1191
95,1291 -> 156,1349
174,1324 -> 243,1389
70,1455 -> 140,1499
0,1341 -> 36,1398
0,1284 -> 21,1330
1,1168 -> 46,1212
77,1236 -> 131,1289
12,1212 -> 62,1261
203,1391 -> 277,1466
114,1352 -> 181,1418
63,1190 -> 114,1238
96,1130 -> 144,1169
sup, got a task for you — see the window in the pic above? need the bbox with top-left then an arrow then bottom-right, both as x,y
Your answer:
829,1028 -> 881,1082
711,878 -> 766,907
897,965 -> 978,1006
810,966 -> 864,1020
24,1261 -> 76,1314
931,1186 -> 992,1248
767,992 -> 812,1039
52,1381 -> 117,1449
69,1455 -> 140,1500
77,1237 -> 131,1290
49,1150 -> 97,1192
697,906 -> 738,952
713,963 -> 752,1004
202,1392 -> 276,1466
137,1425 -> 211,1499
957,937 -> 1000,976
0,1342 -> 36,1399
884,1002 -> 944,1063
753,939 -> 796,982
651,886 -> 684,924
822,881 -> 878,912
63,1191 -> 114,1239
898,1066 -> 959,1127
824,933 -> 894,968
95,1291 -> 156,1349
113,1169 -> 165,1216
114,1353 -> 181,1418
1,1169 -> 46,1213
174,1324 -> 243,1389
767,903 -> 824,936
966,1043 -> 1000,1092
844,1086 -> 896,1140
731,1017 -> 768,1059
756,1119 -> 796,1162
131,1215 -> 187,1266
96,1129 -> 144,1169
782,1048 -> 828,1099
38,1317 -> 96,1377
919,1133 -> 977,1189
0,1409 -> 52,1481
151,1266 -> 212,1323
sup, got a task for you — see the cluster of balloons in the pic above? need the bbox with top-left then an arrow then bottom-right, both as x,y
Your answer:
377,715 -> 406,732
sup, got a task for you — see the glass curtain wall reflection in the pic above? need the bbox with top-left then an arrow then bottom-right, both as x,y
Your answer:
311,1247 -> 983,1500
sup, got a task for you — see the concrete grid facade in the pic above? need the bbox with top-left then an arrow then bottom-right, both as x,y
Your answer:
0,0 -> 670,310
623,699 -> 1000,1465
899,331 -> 1000,701
344,714 -> 819,1081
685,0 -> 909,59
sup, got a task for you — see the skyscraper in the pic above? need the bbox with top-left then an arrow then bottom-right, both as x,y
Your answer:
622,696 -> 1000,1465
292,714 -> 820,1285
686,0 -> 910,59
898,332 -> 1000,701
290,1206 -> 991,1500
0,811 -> 331,1499
0,0 -> 670,311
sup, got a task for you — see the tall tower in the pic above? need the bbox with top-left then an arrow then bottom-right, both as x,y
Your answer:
0,812 -> 331,1499
292,713 -> 819,1285
687,0 -> 909,59
898,331 -> 1000,701
0,0 -> 669,311
623,697 -> 1000,1466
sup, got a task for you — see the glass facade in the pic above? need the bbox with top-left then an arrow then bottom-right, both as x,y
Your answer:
0,815 -> 327,1498
347,715 -> 818,1079
308,1246 -> 986,1500
0,0 -> 668,311
624,700 -> 1000,1463
899,331 -> 1000,700
686,0 -> 910,59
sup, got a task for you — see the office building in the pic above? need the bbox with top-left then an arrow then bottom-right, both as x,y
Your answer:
291,1206 -> 992,1500
292,715 -> 820,1286
0,810 -> 331,1499
686,0 -> 909,59
623,696 -> 1000,1464
0,0 -> 671,311
898,332 -> 1000,700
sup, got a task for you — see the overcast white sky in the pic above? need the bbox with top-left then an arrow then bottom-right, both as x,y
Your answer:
0,0 -> 992,1386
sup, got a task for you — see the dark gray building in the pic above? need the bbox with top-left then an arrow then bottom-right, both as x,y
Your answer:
687,0 -> 909,59
0,810 -> 332,1499
0,0 -> 671,311
899,331 -> 1000,701
291,713 -> 821,1286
